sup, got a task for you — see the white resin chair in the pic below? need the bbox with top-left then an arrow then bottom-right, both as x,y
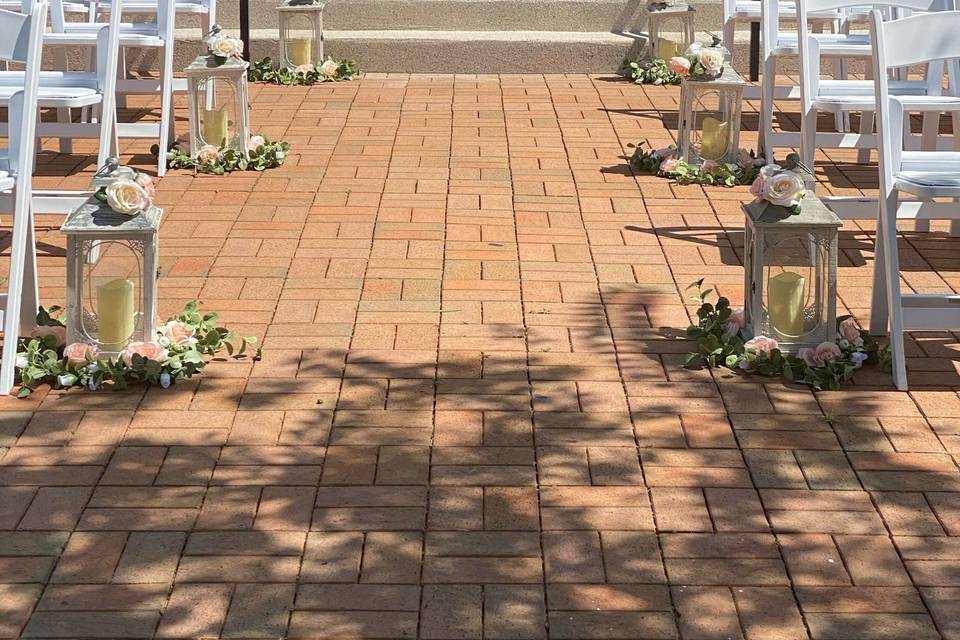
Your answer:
868,7 -> 960,390
0,0 -> 48,393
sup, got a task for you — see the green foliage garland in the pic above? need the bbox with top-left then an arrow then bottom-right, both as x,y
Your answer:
249,57 -> 359,85
164,137 -> 290,175
628,143 -> 764,187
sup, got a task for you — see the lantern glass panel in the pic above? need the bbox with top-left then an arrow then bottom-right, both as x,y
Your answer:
759,231 -> 829,340
195,76 -> 239,149
654,16 -> 689,58
689,88 -> 738,163
79,240 -> 144,352
285,13 -> 316,66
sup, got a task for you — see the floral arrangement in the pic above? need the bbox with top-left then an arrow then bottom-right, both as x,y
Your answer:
750,163 -> 806,213
93,172 -> 156,215
249,57 -> 359,86
204,26 -> 244,62
625,59 -> 680,86
164,135 -> 290,174
667,37 -> 728,80
684,279 -> 889,390
15,302 -> 258,397
628,143 -> 764,186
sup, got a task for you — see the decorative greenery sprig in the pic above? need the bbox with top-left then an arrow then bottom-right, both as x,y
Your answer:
249,57 -> 358,85
15,302 -> 259,397
625,59 -> 680,86
164,136 -> 290,175
628,143 -> 764,187
685,279 -> 890,391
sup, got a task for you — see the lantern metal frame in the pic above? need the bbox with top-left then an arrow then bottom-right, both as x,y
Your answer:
185,54 -> 251,158
61,190 -> 162,358
742,191 -> 841,354
677,65 -> 745,166
277,0 -> 325,69
647,2 -> 696,60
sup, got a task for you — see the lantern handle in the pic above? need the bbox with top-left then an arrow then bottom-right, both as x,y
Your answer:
94,157 -> 120,180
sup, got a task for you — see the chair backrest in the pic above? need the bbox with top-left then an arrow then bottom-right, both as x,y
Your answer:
871,9 -> 960,189
0,1 -> 47,177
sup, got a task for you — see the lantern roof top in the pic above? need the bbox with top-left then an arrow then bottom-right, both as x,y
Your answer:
743,190 -> 841,228
647,1 -> 694,12
684,65 -> 744,86
185,54 -> 249,75
61,200 -> 162,237
277,0 -> 325,10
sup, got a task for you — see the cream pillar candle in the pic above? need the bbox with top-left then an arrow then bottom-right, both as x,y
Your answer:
700,117 -> 730,160
202,107 -> 229,148
97,278 -> 135,351
768,271 -> 806,336
657,37 -> 679,61
289,37 -> 312,66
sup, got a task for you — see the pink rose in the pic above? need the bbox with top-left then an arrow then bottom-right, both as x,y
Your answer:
319,59 -> 339,77
120,341 -> 168,367
701,159 -> 718,174
654,147 -> 678,160
799,341 -> 842,368
723,307 -> 745,337
837,318 -> 864,349
197,145 -> 220,162
248,135 -> 265,152
668,56 -> 691,77
135,173 -> 156,199
744,335 -> 779,354
31,324 -> 66,347
63,342 -> 98,367
159,320 -> 196,347
295,63 -> 315,74
659,157 -> 680,173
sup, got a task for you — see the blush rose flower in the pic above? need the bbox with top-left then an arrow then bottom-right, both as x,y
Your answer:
736,148 -> 761,170
762,170 -> 806,208
159,320 -> 196,348
837,317 -> 864,349
701,159 -> 718,174
295,63 -> 315,74
654,147 -> 678,160
723,307 -> 745,337
750,164 -> 781,198
105,179 -> 150,215
63,342 -> 98,367
798,341 -> 842,368
120,341 -> 168,367
669,56 -> 691,77
31,324 -> 66,347
697,47 -> 725,75
659,156 -> 681,173
210,34 -> 243,59
319,59 -> 339,77
248,135 -> 265,152
197,145 -> 220,163
744,335 -> 779,354
134,173 -> 156,199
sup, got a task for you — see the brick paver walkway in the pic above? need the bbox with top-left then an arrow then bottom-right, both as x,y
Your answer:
2,74 -> 960,639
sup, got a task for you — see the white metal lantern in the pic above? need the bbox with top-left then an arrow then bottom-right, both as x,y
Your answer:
647,2 -> 696,60
743,190 -> 841,353
61,166 -> 162,357
278,0 -> 325,69
678,65 -> 744,165
185,55 -> 250,156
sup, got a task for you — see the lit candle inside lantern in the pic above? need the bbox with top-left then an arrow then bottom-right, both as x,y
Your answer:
700,117 -> 729,160
657,37 -> 679,61
97,278 -> 135,351
202,107 -> 229,148
768,271 -> 806,336
289,37 -> 312,66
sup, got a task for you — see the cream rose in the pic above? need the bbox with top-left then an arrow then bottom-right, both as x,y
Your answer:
120,341 -> 168,367
63,342 -> 98,367
837,318 -> 864,349
799,341 -> 842,368
659,157 -> 680,173
210,35 -> 243,59
697,47 -> 725,75
105,179 -> 150,215
744,335 -> 779,354
319,59 -> 339,78
159,320 -> 196,348
295,63 -> 315,74
31,324 -> 66,347
248,135 -> 265,152
668,56 -> 691,77
762,170 -> 806,208
197,145 -> 220,162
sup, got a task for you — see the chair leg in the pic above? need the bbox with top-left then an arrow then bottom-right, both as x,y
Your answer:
116,47 -> 128,111
800,107 -> 817,185
722,19 -> 735,55
880,190 -> 908,391
761,54 -> 776,163
857,110 -> 873,165
0,189 -> 37,395
869,213 -> 888,336
53,48 -> 73,155
156,44 -> 175,176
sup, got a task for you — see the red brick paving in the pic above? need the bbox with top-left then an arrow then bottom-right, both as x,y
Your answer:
1,73 -> 960,638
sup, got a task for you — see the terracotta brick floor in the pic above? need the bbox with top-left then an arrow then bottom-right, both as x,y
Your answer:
2,73 -> 960,638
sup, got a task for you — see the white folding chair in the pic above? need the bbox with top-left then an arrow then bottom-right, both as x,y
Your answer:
796,0 -> 956,174
0,0 -> 47,393
868,7 -> 960,390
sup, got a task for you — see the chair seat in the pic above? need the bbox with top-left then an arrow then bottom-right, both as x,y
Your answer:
0,0 -> 87,11
0,150 -> 15,192
97,0 -> 209,11
0,83 -> 100,108
813,79 -> 935,109
0,71 -> 98,89
896,152 -> 960,196
733,1 -> 839,20
772,32 -> 870,56
45,23 -> 163,47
